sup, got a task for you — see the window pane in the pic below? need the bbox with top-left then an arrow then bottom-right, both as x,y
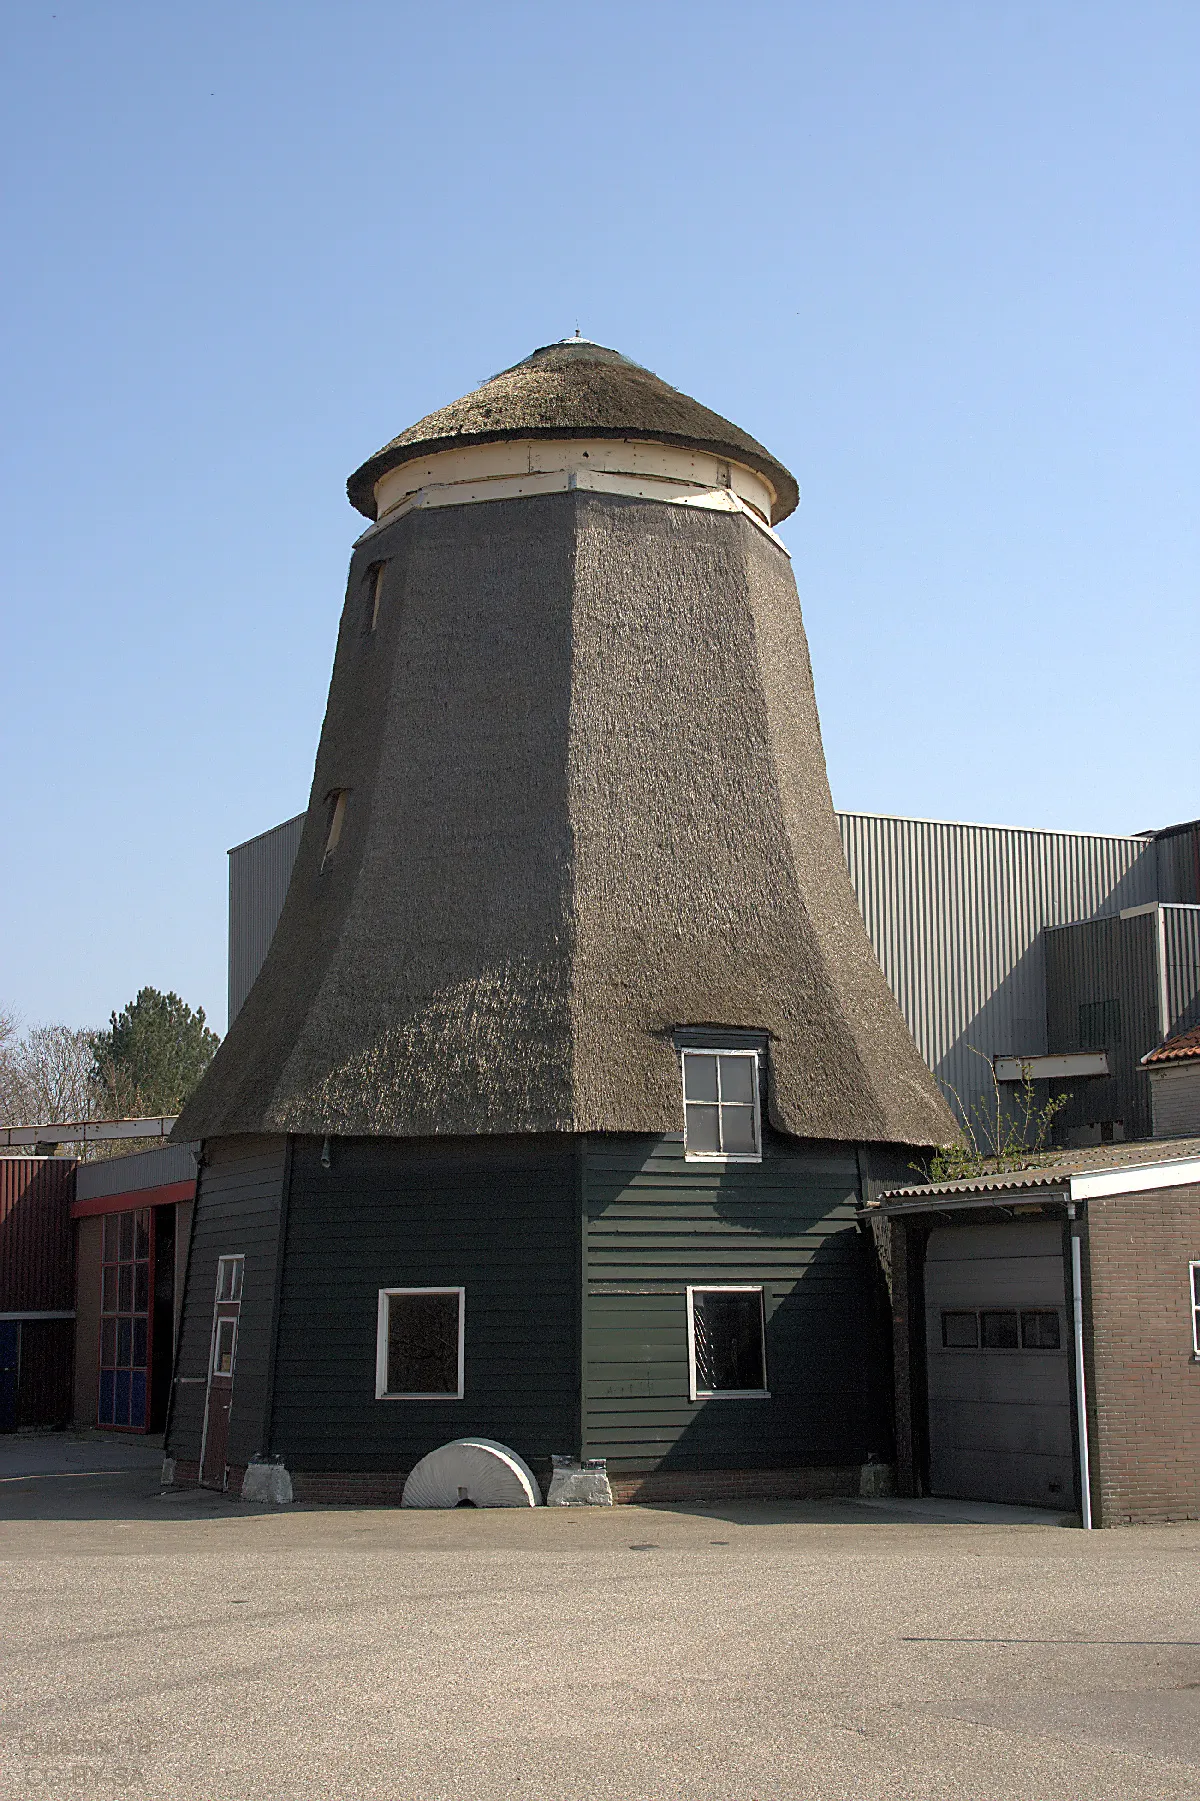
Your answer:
134,1263 -> 149,1314
118,1265 -> 133,1313
130,1370 -> 147,1429
103,1214 -> 119,1261
214,1318 -> 237,1377
720,1104 -> 757,1156
100,1318 -> 117,1367
117,1318 -> 132,1367
1192,1265 -> 1200,1308
683,1054 -> 718,1102
1021,1310 -> 1061,1350
101,1266 -> 119,1314
115,1369 -> 131,1426
119,1212 -> 134,1261
134,1211 -> 151,1260
942,1311 -> 979,1348
386,1293 -> 460,1395
684,1103 -> 720,1155
230,1259 -> 243,1302
718,1056 -> 755,1105
133,1317 -> 148,1368
980,1310 -> 1019,1349
693,1290 -> 765,1392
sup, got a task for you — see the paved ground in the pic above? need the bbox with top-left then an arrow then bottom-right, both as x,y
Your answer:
1,1435 -> 1198,1800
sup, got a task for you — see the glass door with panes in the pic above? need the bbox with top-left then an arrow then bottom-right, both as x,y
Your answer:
98,1208 -> 153,1429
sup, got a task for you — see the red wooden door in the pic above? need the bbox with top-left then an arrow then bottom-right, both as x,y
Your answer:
200,1255 -> 243,1490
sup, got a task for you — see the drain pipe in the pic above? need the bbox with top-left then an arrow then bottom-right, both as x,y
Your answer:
1066,1201 -> 1093,1530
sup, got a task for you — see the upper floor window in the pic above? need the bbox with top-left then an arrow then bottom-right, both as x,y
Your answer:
365,561 -> 387,632
682,1049 -> 761,1161
321,790 -> 348,870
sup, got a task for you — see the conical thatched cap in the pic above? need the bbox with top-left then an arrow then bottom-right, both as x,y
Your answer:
177,344 -> 955,1151
347,338 -> 800,525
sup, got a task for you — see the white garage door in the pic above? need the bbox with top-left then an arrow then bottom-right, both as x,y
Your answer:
925,1221 -> 1073,1509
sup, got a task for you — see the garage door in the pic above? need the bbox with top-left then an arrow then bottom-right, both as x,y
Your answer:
924,1222 -> 1073,1509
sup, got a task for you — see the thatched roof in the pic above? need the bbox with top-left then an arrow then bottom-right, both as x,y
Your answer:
176,458 -> 955,1149
346,338 -> 800,525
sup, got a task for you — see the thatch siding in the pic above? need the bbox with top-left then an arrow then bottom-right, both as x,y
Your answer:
176,489 -> 954,1148
347,339 -> 800,525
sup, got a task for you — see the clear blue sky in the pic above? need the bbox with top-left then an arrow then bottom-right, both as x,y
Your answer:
2,2 -> 1196,1036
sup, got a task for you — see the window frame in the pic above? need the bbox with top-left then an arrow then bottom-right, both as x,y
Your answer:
212,1315 -> 238,1378
375,1286 -> 466,1401
680,1048 -> 763,1164
1190,1261 -> 1200,1358
686,1284 -> 770,1401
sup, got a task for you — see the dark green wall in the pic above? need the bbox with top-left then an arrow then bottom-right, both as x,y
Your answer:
581,1133 -> 888,1474
268,1135 -> 580,1475
166,1135 -> 288,1468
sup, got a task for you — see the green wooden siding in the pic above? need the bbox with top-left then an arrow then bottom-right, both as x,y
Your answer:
269,1135 -> 580,1479
166,1135 -> 288,1468
582,1133 -> 887,1473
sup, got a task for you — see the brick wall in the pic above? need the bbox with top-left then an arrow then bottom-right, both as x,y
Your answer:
1087,1184 -> 1200,1525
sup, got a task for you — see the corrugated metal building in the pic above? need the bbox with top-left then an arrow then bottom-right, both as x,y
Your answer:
227,816 -> 305,1027
0,1157 -> 76,1430
1045,905 -> 1200,1140
229,809 -> 1198,1137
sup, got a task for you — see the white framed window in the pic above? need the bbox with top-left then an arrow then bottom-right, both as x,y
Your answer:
686,1285 -> 769,1400
376,1287 -> 465,1400
681,1049 -> 762,1161
1191,1262 -> 1200,1357
216,1255 -> 244,1304
212,1315 -> 238,1378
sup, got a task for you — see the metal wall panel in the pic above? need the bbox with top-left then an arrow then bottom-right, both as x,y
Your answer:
1163,905 -> 1200,1037
1153,820 -> 1200,904
0,1157 -> 75,1313
74,1143 -> 199,1203
1044,913 -> 1161,1139
837,813 -> 1158,1128
227,813 -> 305,1024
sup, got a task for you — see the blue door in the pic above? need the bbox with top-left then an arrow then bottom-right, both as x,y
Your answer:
0,1322 -> 18,1433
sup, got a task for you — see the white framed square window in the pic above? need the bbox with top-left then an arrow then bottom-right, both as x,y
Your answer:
375,1287 -> 465,1400
686,1285 -> 769,1400
1190,1261 -> 1200,1358
212,1315 -> 238,1378
681,1049 -> 762,1161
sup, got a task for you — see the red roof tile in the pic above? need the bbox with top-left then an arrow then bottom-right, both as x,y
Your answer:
1142,1023 -> 1200,1064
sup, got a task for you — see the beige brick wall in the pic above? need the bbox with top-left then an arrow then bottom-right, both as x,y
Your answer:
1087,1185 -> 1200,1524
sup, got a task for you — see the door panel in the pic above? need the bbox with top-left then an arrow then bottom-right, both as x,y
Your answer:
200,1255 -> 244,1490
924,1223 -> 1073,1509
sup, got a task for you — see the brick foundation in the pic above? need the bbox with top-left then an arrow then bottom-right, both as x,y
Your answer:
1088,1184 -> 1200,1526
609,1465 -> 862,1505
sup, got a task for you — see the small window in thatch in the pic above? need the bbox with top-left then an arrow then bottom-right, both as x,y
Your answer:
375,1288 -> 465,1399
681,1049 -> 761,1161
321,790 -> 348,869
365,561 -> 387,632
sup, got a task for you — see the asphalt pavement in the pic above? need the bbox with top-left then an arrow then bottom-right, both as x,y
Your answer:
1,1433 -> 1197,1799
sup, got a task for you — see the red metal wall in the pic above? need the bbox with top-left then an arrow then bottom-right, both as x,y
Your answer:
0,1157 -> 76,1313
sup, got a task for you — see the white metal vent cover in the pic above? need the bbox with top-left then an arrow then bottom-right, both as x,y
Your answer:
401,1438 -> 542,1508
